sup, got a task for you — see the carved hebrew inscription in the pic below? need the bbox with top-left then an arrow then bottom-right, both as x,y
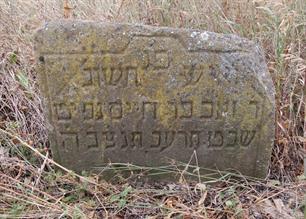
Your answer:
52,99 -> 258,122
35,21 -> 275,178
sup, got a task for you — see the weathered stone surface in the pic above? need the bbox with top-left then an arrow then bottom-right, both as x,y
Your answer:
34,20 -> 275,178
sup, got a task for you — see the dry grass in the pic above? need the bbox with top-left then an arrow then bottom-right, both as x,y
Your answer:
0,0 -> 305,218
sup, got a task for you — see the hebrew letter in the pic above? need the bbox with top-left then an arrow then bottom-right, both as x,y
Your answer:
190,131 -> 201,149
208,131 -> 223,148
103,67 -> 123,86
131,132 -> 142,148
183,64 -> 203,85
178,131 -> 188,147
249,100 -> 259,119
127,68 -> 141,86
102,131 -> 116,149
226,130 -> 237,148
120,131 -> 128,149
109,101 -> 123,120
180,100 -> 193,119
95,103 -> 103,120
160,131 -> 176,152
135,67 -> 142,86
216,101 -> 229,120
82,70 -> 94,87
151,131 -> 161,148
55,103 -> 72,120
86,132 -> 98,148
201,100 -> 213,119
168,101 -> 178,119
240,130 -> 256,147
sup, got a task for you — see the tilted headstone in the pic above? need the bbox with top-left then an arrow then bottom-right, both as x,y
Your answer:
34,21 -> 275,178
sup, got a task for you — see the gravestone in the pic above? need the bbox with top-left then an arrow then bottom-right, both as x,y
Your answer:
34,21 -> 275,178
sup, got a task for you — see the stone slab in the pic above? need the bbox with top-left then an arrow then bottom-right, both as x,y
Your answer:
34,20 -> 275,178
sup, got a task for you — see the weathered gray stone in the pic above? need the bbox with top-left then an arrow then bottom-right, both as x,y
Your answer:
34,20 -> 275,179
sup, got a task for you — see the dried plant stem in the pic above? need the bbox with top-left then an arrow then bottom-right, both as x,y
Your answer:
0,128 -> 98,186
304,75 -> 306,176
